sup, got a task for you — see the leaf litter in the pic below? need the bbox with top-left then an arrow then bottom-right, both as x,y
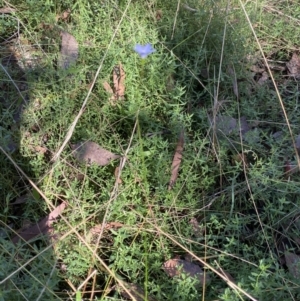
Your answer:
103,63 -> 126,104
89,222 -> 124,235
284,252 -> 300,278
55,8 -> 71,22
286,53 -> 300,78
71,141 -> 120,166
59,30 -> 79,70
210,115 -> 250,137
168,130 -> 184,190
0,6 -> 15,13
163,258 -> 210,285
11,202 -> 67,244
88,222 -> 124,244
189,217 -> 205,238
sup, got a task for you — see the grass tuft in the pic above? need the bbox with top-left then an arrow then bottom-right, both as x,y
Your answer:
1,0 -> 300,300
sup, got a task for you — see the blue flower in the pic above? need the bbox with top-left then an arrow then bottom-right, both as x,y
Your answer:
134,43 -> 156,58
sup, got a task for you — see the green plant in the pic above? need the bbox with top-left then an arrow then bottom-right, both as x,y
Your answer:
1,0 -> 300,300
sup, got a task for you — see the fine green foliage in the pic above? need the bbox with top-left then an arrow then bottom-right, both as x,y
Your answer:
1,0 -> 300,300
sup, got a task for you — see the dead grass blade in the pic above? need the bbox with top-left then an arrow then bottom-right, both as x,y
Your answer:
168,130 -> 184,190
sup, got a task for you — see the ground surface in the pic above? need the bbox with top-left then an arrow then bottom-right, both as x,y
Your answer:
1,0 -> 300,300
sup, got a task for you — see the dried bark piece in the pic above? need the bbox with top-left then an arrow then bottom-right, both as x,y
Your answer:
71,141 -> 120,166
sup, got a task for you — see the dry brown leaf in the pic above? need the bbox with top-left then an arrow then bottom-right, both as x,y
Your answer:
257,71 -> 269,85
103,81 -> 114,94
103,64 -> 125,104
59,31 -> 79,69
249,65 -> 265,73
210,115 -> 250,137
189,217 -> 204,237
0,7 -> 15,13
61,8 -> 71,21
163,258 -> 210,285
114,166 -> 123,184
284,160 -> 300,176
113,63 -> 125,100
10,194 -> 29,205
285,252 -> 300,278
286,53 -> 300,78
34,145 -> 48,154
116,282 -> 157,301
88,222 -> 124,244
211,115 -> 237,135
55,8 -> 71,22
90,222 -> 124,235
71,141 -> 120,166
168,130 -> 184,190
11,202 -> 67,244
156,10 -> 162,21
